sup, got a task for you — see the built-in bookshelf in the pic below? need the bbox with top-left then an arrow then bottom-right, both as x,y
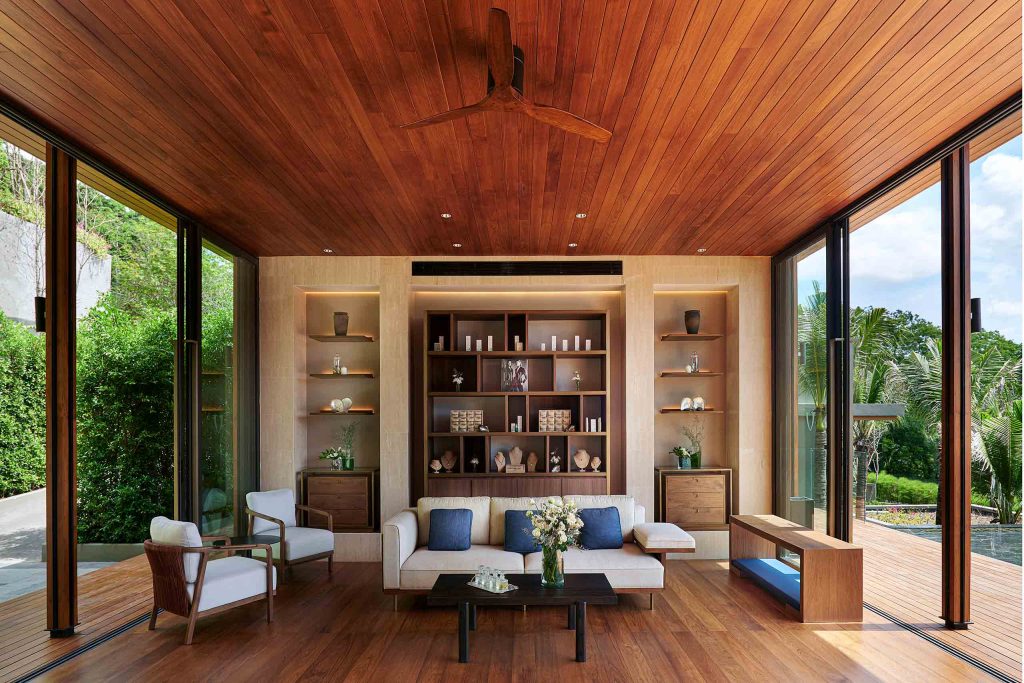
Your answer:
423,310 -> 611,497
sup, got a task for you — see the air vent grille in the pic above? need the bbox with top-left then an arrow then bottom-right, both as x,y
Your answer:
412,261 -> 622,277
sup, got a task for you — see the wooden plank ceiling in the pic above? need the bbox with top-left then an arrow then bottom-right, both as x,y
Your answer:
0,1 -> 1019,256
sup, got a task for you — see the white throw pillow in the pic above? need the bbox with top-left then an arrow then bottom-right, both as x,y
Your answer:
416,497 -> 490,546
150,516 -> 203,583
246,489 -> 297,533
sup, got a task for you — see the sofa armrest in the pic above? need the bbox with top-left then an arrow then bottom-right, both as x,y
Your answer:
634,502 -> 646,525
382,510 -> 418,590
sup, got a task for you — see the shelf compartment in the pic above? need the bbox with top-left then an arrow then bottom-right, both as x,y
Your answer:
529,395 -> 580,433
463,436 -> 487,474
427,313 -> 453,351
430,396 -> 504,433
554,356 -> 604,391
428,355 -> 478,393
527,314 -> 605,351
507,395 -> 527,433
455,314 -> 504,352
660,333 -> 723,342
566,434 -> 605,473
309,335 -> 375,343
429,436 -> 462,474
309,371 -> 375,379
481,356 -> 553,392
488,435 -> 546,474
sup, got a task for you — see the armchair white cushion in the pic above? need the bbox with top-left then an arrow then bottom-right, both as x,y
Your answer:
246,489 -> 297,532
150,516 -> 203,582
262,526 -> 335,561
186,556 -> 278,612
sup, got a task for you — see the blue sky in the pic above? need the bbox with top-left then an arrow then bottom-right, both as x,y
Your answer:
797,136 -> 1022,342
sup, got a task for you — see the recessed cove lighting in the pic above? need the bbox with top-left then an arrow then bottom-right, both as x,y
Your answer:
696,248 -> 708,253
322,248 -> 334,254
441,213 -> 452,219
452,242 -> 463,248
568,242 -> 578,248
575,213 -> 588,219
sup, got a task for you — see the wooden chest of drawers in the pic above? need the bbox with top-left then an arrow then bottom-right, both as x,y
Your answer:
299,468 -> 380,532
655,467 -> 732,531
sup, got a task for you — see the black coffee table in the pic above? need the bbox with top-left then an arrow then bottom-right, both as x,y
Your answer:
426,573 -> 617,663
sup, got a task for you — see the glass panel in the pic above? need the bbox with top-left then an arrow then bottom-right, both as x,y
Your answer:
848,162 -> 942,625
775,237 -> 829,547
967,131 -> 1022,669
199,241 -> 236,536
0,125 -> 47,605
74,165 -> 177,597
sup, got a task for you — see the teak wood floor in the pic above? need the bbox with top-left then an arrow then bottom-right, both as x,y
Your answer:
5,557 -> 1006,682
855,519 -> 1022,682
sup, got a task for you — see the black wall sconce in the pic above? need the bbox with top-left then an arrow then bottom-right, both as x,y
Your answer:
970,297 -> 981,333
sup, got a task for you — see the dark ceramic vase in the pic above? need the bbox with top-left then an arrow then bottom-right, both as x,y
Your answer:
684,309 -> 701,334
333,312 -> 349,336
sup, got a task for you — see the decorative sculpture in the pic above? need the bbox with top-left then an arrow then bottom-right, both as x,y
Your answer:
590,456 -> 602,472
429,459 -> 442,474
440,450 -> 457,472
573,449 -> 590,472
527,451 -> 539,472
509,446 -> 523,467
494,451 -> 507,472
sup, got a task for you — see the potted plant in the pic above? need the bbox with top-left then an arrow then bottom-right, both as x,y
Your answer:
680,416 -> 705,469
671,445 -> 691,469
320,423 -> 357,470
526,498 -> 584,588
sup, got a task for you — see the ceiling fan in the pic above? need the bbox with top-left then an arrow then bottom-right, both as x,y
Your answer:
401,8 -> 611,142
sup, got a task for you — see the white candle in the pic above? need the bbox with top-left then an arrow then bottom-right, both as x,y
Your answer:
585,339 -> 592,351
517,415 -> 523,431
574,335 -> 580,351
597,417 -> 602,432
551,335 -> 557,350
487,335 -> 493,351
475,339 -> 483,352
439,336 -> 445,349
541,343 -> 547,351
465,335 -> 471,351
562,339 -> 568,351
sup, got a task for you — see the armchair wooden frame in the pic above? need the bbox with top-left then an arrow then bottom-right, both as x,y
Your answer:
245,505 -> 335,579
143,536 -> 275,645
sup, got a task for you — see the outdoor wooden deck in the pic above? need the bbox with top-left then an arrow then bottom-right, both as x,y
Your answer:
855,518 -> 1022,681
0,555 -> 151,681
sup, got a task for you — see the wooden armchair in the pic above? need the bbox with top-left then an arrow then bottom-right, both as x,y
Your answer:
245,489 -> 335,579
145,517 -> 276,645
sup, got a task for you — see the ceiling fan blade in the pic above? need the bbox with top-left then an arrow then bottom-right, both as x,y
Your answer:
521,102 -> 612,142
487,8 -> 514,88
400,100 -> 491,129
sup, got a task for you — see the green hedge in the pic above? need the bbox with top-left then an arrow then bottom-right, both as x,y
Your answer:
870,471 -> 990,507
0,312 -> 46,497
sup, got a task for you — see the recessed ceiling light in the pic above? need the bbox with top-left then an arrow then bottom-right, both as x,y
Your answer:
696,248 -> 708,254
452,242 -> 463,248
441,213 -> 452,219
575,213 -> 587,219
568,242 -> 578,248
322,248 -> 334,254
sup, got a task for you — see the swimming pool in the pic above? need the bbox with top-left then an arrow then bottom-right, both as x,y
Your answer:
898,526 -> 1022,565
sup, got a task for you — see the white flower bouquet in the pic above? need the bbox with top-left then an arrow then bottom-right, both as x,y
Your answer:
526,498 -> 584,587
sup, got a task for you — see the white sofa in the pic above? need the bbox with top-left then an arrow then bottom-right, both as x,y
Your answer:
382,495 -> 695,608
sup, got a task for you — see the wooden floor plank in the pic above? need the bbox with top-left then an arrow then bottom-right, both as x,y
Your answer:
0,558 -> 991,682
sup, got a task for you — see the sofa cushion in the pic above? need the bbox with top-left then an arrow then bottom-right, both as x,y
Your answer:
524,544 -> 664,589
150,516 -> 203,583
417,497 -> 490,546
578,507 -> 623,550
504,510 -> 540,554
246,489 -> 297,533
259,526 -> 335,561
489,497 -> 545,545
428,509 -> 473,551
400,545 -> 524,590
186,556 -> 276,612
563,495 -> 636,541
633,523 -> 696,550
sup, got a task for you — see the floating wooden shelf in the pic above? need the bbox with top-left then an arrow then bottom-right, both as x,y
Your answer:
659,407 -> 722,414
660,332 -> 723,341
309,371 -> 375,379
309,334 -> 375,343
659,370 -> 723,378
310,407 -> 376,415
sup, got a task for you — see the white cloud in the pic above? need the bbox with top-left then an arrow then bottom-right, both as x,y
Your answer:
849,205 -> 941,282
979,152 -> 1023,197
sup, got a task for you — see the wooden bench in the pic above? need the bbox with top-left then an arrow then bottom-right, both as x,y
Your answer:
729,514 -> 862,623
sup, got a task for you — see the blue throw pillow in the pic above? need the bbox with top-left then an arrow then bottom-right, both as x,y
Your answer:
578,507 -> 623,550
427,508 -> 473,551
504,510 -> 540,554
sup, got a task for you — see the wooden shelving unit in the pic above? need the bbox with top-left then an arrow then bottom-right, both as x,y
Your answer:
660,332 -> 723,342
423,310 -> 611,497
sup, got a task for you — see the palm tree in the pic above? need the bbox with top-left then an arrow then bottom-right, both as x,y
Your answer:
974,401 -> 1022,523
797,283 -> 828,510
891,338 -> 1022,523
